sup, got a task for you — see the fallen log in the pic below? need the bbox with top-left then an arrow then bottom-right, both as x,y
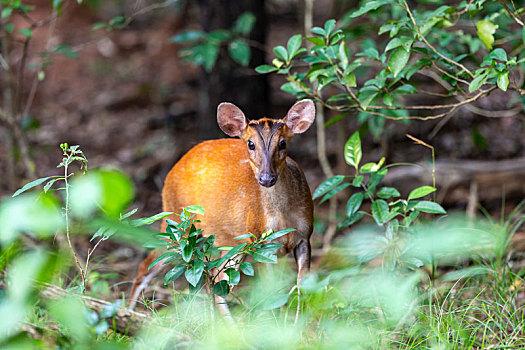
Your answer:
41,284 -> 149,336
383,157 -> 525,204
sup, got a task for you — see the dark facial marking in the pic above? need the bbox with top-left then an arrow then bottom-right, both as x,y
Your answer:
249,120 -> 284,150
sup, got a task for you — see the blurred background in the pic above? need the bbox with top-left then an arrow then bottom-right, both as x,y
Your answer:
0,0 -> 524,302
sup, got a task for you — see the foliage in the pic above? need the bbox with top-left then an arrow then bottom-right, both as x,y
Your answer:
256,1 -> 525,138
313,131 -> 445,268
149,206 -> 294,305
170,12 -> 256,71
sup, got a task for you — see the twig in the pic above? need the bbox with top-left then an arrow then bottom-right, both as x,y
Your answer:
406,134 -> 436,200
497,0 -> 524,27
63,151 -> 86,291
401,0 -> 474,78
119,0 -> 179,29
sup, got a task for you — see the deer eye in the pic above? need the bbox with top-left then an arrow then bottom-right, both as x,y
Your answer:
279,139 -> 287,150
248,140 -> 255,150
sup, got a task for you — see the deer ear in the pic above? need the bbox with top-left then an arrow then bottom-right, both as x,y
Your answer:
217,103 -> 247,137
284,99 -> 316,134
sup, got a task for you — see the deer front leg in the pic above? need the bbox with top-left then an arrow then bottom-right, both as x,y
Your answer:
293,239 -> 311,323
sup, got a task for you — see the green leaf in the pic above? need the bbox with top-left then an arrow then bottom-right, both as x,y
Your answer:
306,36 -> 325,46
148,252 -> 176,271
489,48 -> 508,62
2,7 -> 13,19
344,132 -> 362,170
185,260 -> 204,287
251,249 -> 277,263
497,71 -> 509,91
13,177 -> 53,197
413,201 -> 446,214
371,199 -> 389,225
274,46 -> 288,62
349,1 -> 387,18
233,12 -> 256,35
476,19 -> 498,50
346,192 -> 364,217
324,19 -> 336,36
265,228 -> 295,241
215,243 -> 246,267
311,27 -> 325,36
213,280 -> 229,297
407,186 -> 436,200
131,212 -> 173,227
255,64 -> 279,74
199,43 -> 219,72
469,71 -> 488,92
319,183 -> 351,204
287,34 -> 302,59
19,28 -> 32,38
262,294 -> 289,310
352,175 -> 364,187
225,268 -> 241,285
240,262 -> 254,276
280,82 -> 304,96
184,205 -> 204,215
228,39 -> 250,66
182,242 -> 193,262
394,84 -> 417,94
312,175 -> 345,199
164,264 -> 186,284
343,72 -> 356,87
385,36 -> 412,52
376,187 -> 400,199
337,211 -> 364,230
388,47 -> 410,78
234,233 -> 253,240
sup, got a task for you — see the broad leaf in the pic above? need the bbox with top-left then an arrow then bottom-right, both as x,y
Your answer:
377,187 -> 400,199
371,199 -> 389,225
476,19 -> 498,50
164,264 -> 186,284
225,268 -> 241,285
251,249 -> 277,263
344,132 -> 362,170
407,186 -> 435,201
265,228 -> 295,241
287,34 -> 302,59
388,47 -> 410,78
13,177 -> 53,197
346,192 -> 364,217
312,175 -> 345,199
229,39 -> 250,66
319,183 -> 351,204
240,262 -> 254,276
213,280 -> 229,298
413,201 -> 446,214
185,260 -> 204,287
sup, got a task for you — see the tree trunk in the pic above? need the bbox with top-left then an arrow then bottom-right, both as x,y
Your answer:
197,0 -> 268,139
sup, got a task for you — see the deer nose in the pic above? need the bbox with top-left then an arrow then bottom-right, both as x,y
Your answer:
259,173 -> 277,187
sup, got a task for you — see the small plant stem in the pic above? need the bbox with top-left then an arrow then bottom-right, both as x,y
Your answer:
406,134 -> 436,201
63,152 -> 85,291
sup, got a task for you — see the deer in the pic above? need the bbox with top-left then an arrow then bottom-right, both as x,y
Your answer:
129,99 -> 315,320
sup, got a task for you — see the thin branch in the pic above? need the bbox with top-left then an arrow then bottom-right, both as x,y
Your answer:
497,0 -> 524,27
401,0 -> 474,78
119,0 -> 179,29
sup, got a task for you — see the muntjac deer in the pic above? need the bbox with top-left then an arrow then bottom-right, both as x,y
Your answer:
129,99 -> 315,318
